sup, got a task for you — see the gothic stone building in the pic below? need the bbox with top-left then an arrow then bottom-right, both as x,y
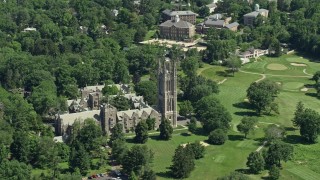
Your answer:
162,9 -> 197,24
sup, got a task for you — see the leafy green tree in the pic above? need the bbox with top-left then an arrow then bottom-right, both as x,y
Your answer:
146,117 -> 156,130
10,131 -> 38,164
78,119 -> 103,151
135,120 -> 149,144
129,171 -> 138,180
237,116 -> 258,138
69,141 -> 90,176
312,71 -> 320,83
208,129 -> 228,145
0,160 -> 31,180
225,55 -> 242,76
292,101 -> 305,127
264,125 -> 286,143
247,80 -> 280,115
122,145 -> 154,175
109,123 -> 125,146
195,95 -> 232,133
186,141 -> 205,159
141,168 -> 157,180
246,151 -> 265,174
188,117 -> 197,133
135,81 -> 158,105
198,6 -> 210,17
269,165 -> 280,180
181,56 -> 199,77
111,139 -> 128,164
179,100 -> 194,117
102,85 -> 118,96
159,118 -> 173,140
265,141 -> 293,167
111,95 -> 130,111
171,145 -> 195,178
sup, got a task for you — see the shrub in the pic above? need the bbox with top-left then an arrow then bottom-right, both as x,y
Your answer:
208,129 -> 228,145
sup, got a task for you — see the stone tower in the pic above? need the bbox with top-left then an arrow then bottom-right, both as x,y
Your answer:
158,57 -> 177,127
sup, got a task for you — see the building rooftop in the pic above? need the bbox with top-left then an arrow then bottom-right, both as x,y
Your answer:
225,22 -> 239,29
117,107 -> 156,121
244,9 -> 268,17
162,9 -> 197,16
59,110 -> 100,126
160,19 -> 194,28
204,19 -> 225,27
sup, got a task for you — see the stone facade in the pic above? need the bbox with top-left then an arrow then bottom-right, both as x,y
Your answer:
159,15 -> 195,41
158,57 -> 177,127
243,4 -> 269,26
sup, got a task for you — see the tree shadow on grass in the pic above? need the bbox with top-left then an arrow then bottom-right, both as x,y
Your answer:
284,127 -> 296,131
216,71 -> 233,77
235,168 -> 251,174
253,137 -> 266,144
125,138 -> 136,144
234,111 -> 257,117
156,170 -> 172,179
283,135 -> 312,145
305,92 -> 319,98
228,134 -> 244,141
233,102 -> 254,110
149,135 -> 160,141
180,132 -> 191,137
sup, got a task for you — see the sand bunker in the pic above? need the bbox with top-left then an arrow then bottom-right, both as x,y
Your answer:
300,88 -> 308,92
267,63 -> 288,70
290,63 -> 307,67
181,141 -> 210,147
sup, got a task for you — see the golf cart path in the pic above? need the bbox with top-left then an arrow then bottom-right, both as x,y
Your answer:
303,69 -> 313,76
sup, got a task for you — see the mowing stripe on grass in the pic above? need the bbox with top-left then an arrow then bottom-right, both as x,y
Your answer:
287,167 -> 320,180
213,155 -> 225,163
236,141 -> 251,148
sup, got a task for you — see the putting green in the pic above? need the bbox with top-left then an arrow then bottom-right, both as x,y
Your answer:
267,63 -> 288,70
282,82 -> 305,90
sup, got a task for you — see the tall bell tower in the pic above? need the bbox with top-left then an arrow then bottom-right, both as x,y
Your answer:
158,57 -> 177,127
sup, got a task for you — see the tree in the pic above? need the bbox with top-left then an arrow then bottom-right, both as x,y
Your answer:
179,100 -> 194,117
265,141 -> 293,167
188,117 -> 197,133
195,96 -> 232,133
170,145 -> 195,178
146,117 -> 156,130
186,141 -> 205,159
109,123 -> 125,146
181,56 -> 199,77
111,95 -> 130,111
0,160 -> 31,180
198,6 -> 210,17
111,139 -> 128,164
246,152 -> 265,174
246,80 -> 280,115
69,141 -> 90,175
77,119 -> 103,151
269,165 -> 280,180
264,125 -> 286,143
208,129 -> 228,145
237,116 -> 258,138
294,108 -> 320,143
292,101 -> 305,127
312,71 -> 320,83
134,120 -> 149,144
122,145 -> 154,175
102,85 -> 118,96
135,81 -> 158,105
225,55 -> 242,76
159,118 -> 173,140
141,168 -> 156,180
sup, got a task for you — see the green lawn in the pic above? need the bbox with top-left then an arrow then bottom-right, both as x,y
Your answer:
196,54 -> 320,179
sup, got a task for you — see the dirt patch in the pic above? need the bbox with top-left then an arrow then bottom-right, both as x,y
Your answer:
290,63 -> 307,67
301,88 -> 308,92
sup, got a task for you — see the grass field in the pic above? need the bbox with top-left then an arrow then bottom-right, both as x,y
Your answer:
193,54 -> 320,179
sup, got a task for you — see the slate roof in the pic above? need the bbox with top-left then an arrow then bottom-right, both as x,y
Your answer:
162,9 -> 197,16
117,107 -> 156,121
244,9 -> 268,17
160,19 -> 194,28
225,22 -> 239,29
59,110 -> 100,126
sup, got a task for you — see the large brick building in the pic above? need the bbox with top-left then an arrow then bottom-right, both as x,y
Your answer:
159,15 -> 195,41
162,9 -> 197,24
243,4 -> 269,26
